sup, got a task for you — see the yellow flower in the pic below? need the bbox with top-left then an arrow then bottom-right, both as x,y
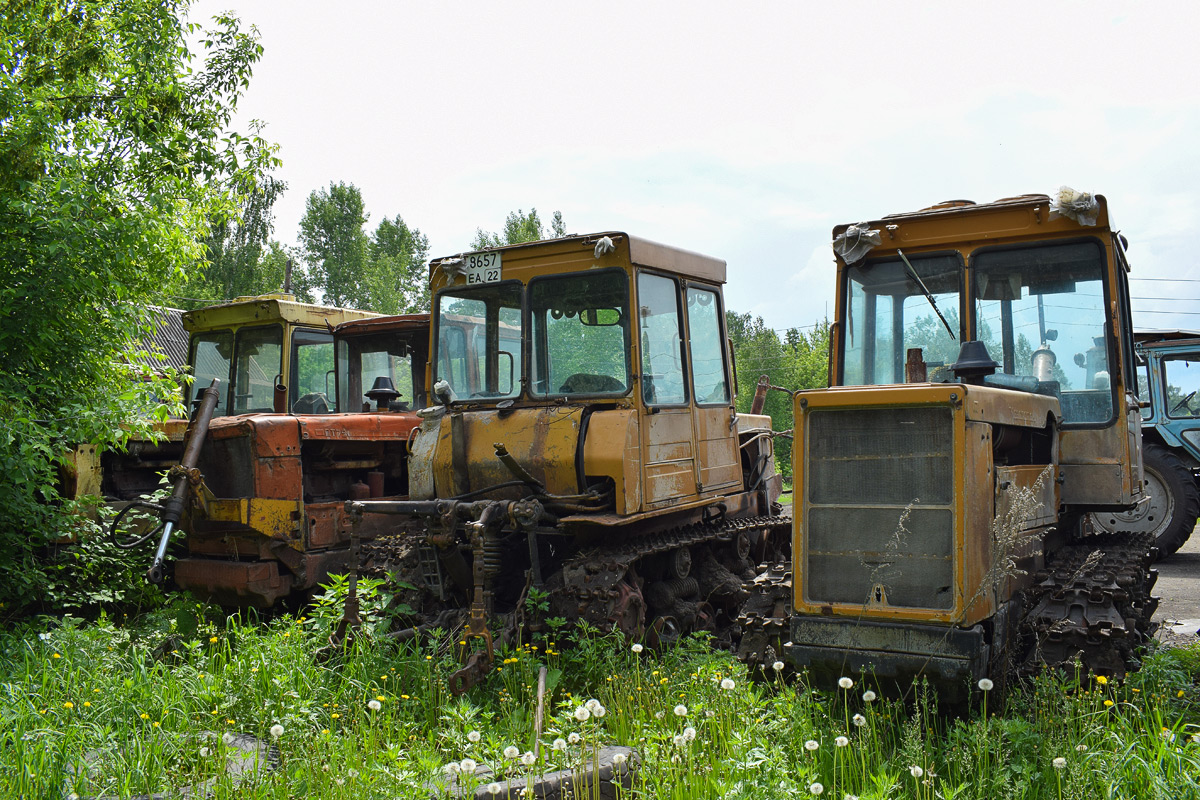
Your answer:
401,694 -> 410,700
375,695 -> 385,702
282,632 -> 289,638
93,688 -> 100,693
1095,675 -> 1108,686
332,713 -> 341,719
63,702 -> 73,709
426,655 -> 432,660
322,728 -> 330,735
82,701 -> 90,707
380,675 -> 387,681
152,721 -> 160,728
660,678 -> 668,684
209,636 -> 218,643
52,653 -> 61,659
140,713 -> 150,719
226,719 -> 235,724
1178,690 -> 1186,698
1103,699 -> 1114,707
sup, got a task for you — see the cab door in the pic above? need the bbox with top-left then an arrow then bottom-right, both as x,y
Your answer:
684,284 -> 741,495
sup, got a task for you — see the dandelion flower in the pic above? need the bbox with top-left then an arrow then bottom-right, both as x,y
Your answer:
62,702 -> 73,709
209,636 -> 218,643
721,678 -> 735,690
674,704 -> 688,717
835,736 -> 849,748
612,752 -> 628,766
809,783 -> 824,796
552,738 -> 567,751
222,732 -> 235,745
368,700 -> 381,711
1103,699 -> 1114,708
1095,675 -> 1108,685
332,712 -> 341,718
631,643 -> 644,653
862,690 -> 877,703
573,706 -> 591,722
444,762 -> 461,776
139,713 -> 149,720
909,765 -> 923,778
460,757 -> 477,773
520,751 -> 536,766
772,661 -> 785,672
270,724 -> 284,739
977,678 -> 994,692
568,732 -> 581,745
1179,690 -> 1187,698
852,713 -> 866,727
673,734 -> 686,747
52,653 -> 61,659
586,698 -> 602,712
486,783 -> 502,796
200,746 -> 210,757
838,677 -> 854,690
1052,757 -> 1067,769
804,739 -> 819,751
504,745 -> 520,759
468,730 -> 481,743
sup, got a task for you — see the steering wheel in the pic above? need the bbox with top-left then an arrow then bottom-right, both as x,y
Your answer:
1172,390 -> 1197,415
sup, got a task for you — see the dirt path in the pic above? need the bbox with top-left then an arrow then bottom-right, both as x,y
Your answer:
1153,529 -> 1200,646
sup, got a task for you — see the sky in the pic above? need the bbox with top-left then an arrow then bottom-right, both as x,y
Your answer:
189,0 -> 1200,337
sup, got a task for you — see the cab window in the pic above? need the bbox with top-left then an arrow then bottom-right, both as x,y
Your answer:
290,328 -> 335,414
687,286 -> 729,404
638,273 -> 687,405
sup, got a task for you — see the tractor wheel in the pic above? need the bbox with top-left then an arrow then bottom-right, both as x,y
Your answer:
1089,442 -> 1200,559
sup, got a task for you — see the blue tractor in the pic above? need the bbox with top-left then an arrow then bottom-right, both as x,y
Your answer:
1091,330 -> 1200,558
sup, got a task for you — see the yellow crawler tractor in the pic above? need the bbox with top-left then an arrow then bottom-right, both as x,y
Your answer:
349,233 -> 788,691
738,191 -> 1157,694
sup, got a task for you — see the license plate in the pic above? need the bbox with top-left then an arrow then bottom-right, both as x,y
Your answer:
464,252 -> 502,285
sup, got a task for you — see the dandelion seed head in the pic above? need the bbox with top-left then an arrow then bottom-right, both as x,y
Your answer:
367,699 -> 381,711
838,677 -> 853,690
835,736 -> 849,747
631,643 -> 644,653
468,730 -> 481,743
444,762 -> 461,775
585,698 -> 602,712
862,690 -> 877,703
486,783 -> 502,796
460,758 -> 477,773
772,661 -> 785,672
1053,757 -> 1067,769
568,732 -> 581,745
804,739 -> 819,751
593,704 -> 606,718
520,751 -> 536,766
552,738 -> 567,751
222,732 -> 235,745
674,704 -> 688,717
809,781 -> 824,795
705,710 -> 715,718
612,752 -> 627,765
1076,744 -> 1088,751
673,734 -> 686,747
269,724 -> 284,739
504,745 -> 520,759
909,765 -> 923,778
977,678 -> 994,692
199,747 -> 210,757
720,678 -> 735,690
852,713 -> 866,727
574,706 -> 590,722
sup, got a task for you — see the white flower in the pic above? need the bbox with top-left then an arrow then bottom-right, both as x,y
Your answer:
460,758 -> 477,773
552,737 -> 567,751
573,706 -> 591,722
612,752 -> 627,765
673,734 -> 686,747
705,710 -> 715,718
978,678 -> 994,692
631,643 -> 644,653
467,730 -> 481,743
38,632 -> 50,641
683,726 -> 696,742
520,751 -> 536,767
585,698 -> 602,713
504,745 -> 520,759
222,732 -> 235,745
844,796 -> 859,800
909,765 -> 923,778
862,690 -> 877,703
1076,744 -> 1088,751
674,704 -> 688,717
838,676 -> 854,690
269,724 -> 284,739
804,739 -> 819,751
834,736 -> 849,748
486,783 -> 503,796
199,746 -> 211,757
347,768 -> 359,778
1052,757 -> 1067,770
655,711 -> 664,719
720,678 -> 735,690
809,782 -> 824,795
592,704 -> 606,718
444,762 -> 461,775
772,661 -> 785,672
852,714 -> 866,727
567,732 -> 581,745
367,699 -> 381,711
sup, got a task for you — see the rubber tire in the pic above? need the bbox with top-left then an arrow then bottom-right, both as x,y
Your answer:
1090,442 -> 1199,559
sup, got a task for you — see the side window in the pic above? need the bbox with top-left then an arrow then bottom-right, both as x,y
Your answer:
1164,354 -> 1200,418
687,286 -> 729,404
291,329 -> 334,414
438,324 -> 469,398
190,331 -> 233,415
232,326 -> 282,413
1137,356 -> 1152,421
638,273 -> 686,405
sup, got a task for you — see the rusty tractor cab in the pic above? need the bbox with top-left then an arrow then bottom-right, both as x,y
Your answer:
349,233 -> 787,692
97,294 -> 381,505
162,312 -> 431,607
739,192 -> 1157,695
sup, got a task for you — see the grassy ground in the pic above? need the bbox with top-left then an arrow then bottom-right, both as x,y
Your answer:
3,599 -> 1200,799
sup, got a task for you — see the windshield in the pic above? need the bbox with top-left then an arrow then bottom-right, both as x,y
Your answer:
189,326 -> 282,416
530,270 -> 630,396
290,328 -> 335,414
435,283 -> 523,400
973,241 -> 1111,425
843,254 -> 962,385
336,331 -> 423,411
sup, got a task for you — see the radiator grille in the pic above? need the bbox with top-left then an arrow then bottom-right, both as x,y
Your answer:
804,406 -> 955,610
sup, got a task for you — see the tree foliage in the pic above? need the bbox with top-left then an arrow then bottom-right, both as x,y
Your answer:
471,208 -> 567,250
367,214 -> 430,314
0,0 -> 274,609
727,312 -> 830,476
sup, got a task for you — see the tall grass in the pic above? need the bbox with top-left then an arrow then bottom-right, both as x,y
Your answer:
2,603 -> 1199,799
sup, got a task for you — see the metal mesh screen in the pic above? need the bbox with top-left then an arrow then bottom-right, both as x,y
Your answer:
804,406 -> 954,610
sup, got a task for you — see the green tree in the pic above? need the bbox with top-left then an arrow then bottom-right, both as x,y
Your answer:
367,214 -> 431,314
0,1 -> 274,608
471,208 -> 566,250
181,171 -> 288,302
297,181 -> 370,308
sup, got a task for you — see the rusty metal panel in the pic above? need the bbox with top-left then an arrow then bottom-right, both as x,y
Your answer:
248,416 -> 302,457
581,409 -> 641,515
175,558 -> 291,608
962,385 -> 1060,429
694,406 -> 740,494
255,455 -> 302,500
298,413 -> 420,442
961,420 -> 995,625
1060,424 -> 1137,505
408,416 -> 440,500
642,408 -> 696,506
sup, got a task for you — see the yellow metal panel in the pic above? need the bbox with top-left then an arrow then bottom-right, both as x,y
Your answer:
694,406 -> 741,493
203,498 -> 303,544
642,408 -> 696,505
581,409 -> 641,515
